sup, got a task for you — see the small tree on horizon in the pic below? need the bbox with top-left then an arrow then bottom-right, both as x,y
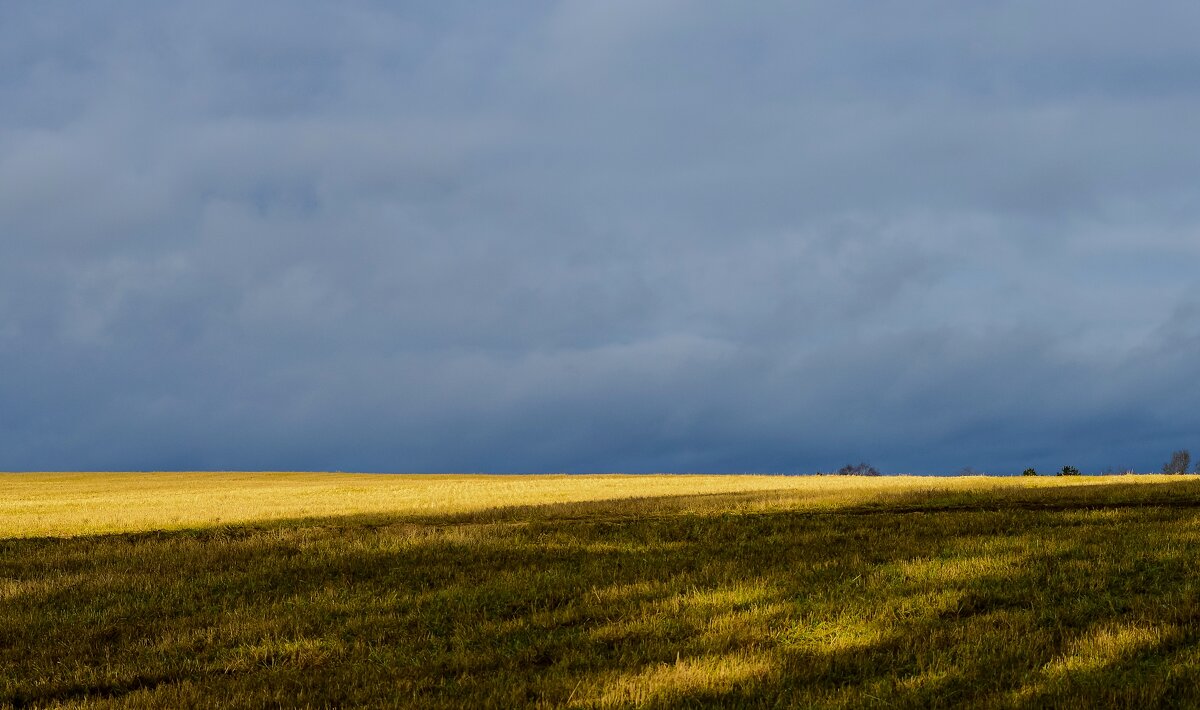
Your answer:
1023,468 -> 1038,476
1163,450 -> 1191,475
1059,465 -> 1081,476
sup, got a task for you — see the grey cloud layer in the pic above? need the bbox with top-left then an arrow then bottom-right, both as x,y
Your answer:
2,1 -> 1199,473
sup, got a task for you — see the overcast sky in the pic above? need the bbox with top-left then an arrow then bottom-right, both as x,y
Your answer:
3,2 -> 1199,474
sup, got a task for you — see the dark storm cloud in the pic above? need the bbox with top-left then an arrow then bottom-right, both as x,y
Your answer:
3,1 -> 1199,473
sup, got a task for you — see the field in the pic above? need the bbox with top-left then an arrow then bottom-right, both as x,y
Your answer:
4,472 -> 1200,708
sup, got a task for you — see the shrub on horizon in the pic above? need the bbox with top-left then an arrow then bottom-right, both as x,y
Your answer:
1023,468 -> 1038,476
836,462 -> 881,476
1059,465 -> 1081,476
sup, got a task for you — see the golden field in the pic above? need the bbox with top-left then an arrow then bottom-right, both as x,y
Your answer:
1,471 -> 1185,538
3,472 -> 1200,708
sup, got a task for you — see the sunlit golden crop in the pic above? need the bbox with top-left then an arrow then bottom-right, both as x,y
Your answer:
3,472 -> 1200,707
3,470 -> 1192,538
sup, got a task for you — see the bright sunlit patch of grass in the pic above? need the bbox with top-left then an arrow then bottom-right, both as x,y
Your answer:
1051,622 -> 1170,674
893,552 -> 1021,585
221,637 -> 345,673
799,619 -> 892,654
4,470 -> 1198,538
1008,622 -> 1179,705
580,652 -> 775,708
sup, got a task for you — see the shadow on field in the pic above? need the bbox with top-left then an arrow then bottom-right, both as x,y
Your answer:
4,479 -> 1200,708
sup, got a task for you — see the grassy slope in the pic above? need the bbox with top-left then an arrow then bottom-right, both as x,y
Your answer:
3,474 -> 1200,708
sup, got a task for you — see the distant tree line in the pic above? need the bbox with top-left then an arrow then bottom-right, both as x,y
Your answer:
820,450 -> 1199,477
1019,449 -> 1199,476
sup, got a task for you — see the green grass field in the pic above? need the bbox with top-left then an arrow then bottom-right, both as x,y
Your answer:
4,472 -> 1200,708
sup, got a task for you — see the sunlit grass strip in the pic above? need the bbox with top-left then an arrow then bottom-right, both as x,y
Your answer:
579,651 -> 775,708
2,471 -> 1198,538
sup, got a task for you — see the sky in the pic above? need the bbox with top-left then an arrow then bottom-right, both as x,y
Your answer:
2,2 -> 1199,475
